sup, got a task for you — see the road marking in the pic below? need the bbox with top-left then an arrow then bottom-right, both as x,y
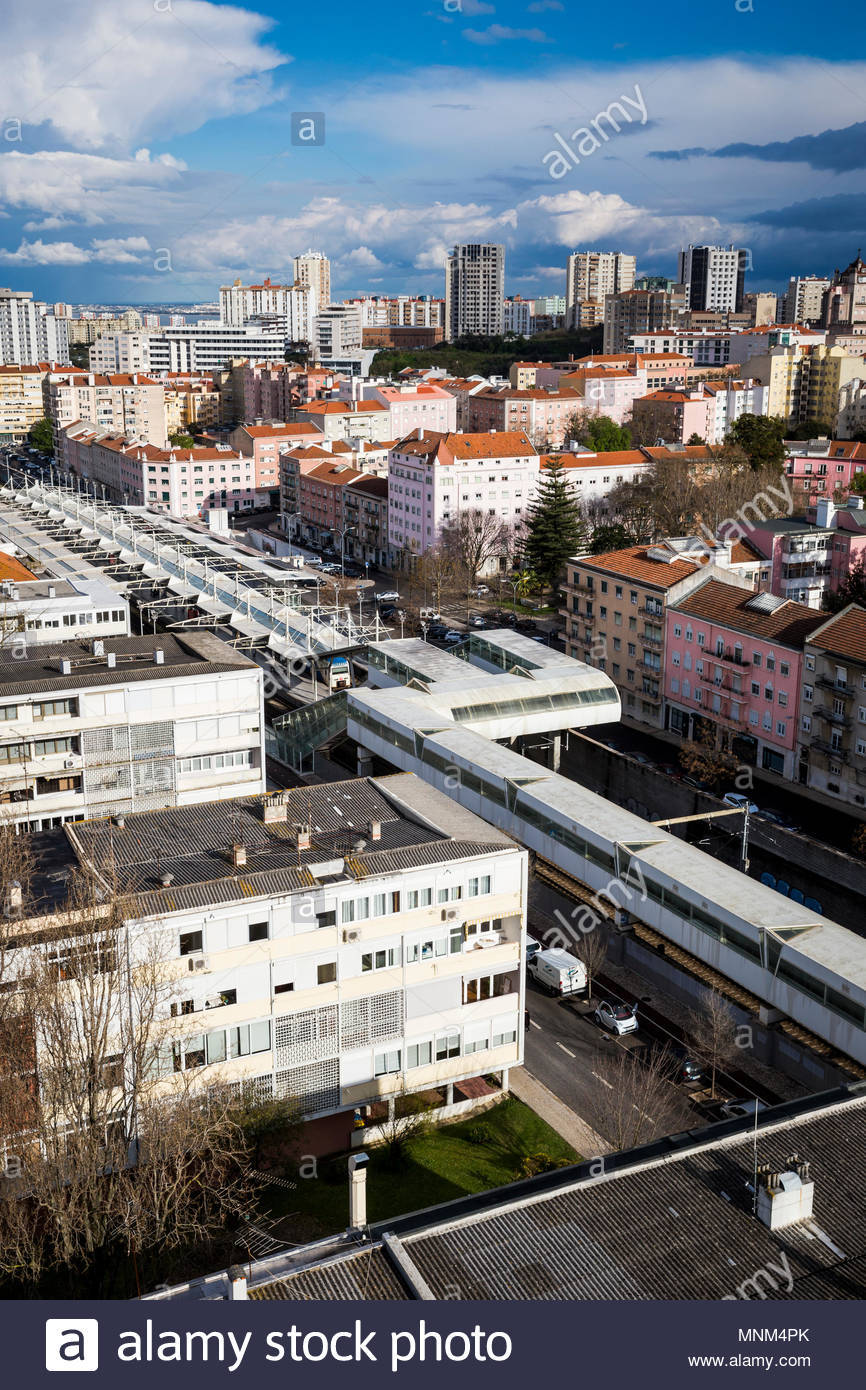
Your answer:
556,1041 -> 576,1058
530,1020 -> 542,1030
591,1070 -> 613,1089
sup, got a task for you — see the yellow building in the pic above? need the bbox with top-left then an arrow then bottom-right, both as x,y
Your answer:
0,363 -> 49,443
744,343 -> 864,429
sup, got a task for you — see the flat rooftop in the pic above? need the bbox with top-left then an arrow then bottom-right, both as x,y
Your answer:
0,631 -> 256,700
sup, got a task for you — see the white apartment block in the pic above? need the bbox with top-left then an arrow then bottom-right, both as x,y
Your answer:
704,378 -> 769,442
219,278 -> 315,344
28,776 -> 524,1129
313,305 -> 363,363
0,632 -> 265,831
48,370 -> 170,446
0,288 -> 69,366
90,331 -> 169,374
445,244 -> 505,340
349,296 -> 444,328
678,244 -> 746,313
782,276 -> 830,326
0,575 -> 130,647
503,298 -> 534,335
388,430 -> 539,564
293,251 -> 331,312
90,324 -> 289,375
566,251 -> 635,328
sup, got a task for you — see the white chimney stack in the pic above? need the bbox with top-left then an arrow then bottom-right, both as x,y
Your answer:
227,1265 -> 248,1301
756,1157 -> 814,1231
348,1152 -> 369,1228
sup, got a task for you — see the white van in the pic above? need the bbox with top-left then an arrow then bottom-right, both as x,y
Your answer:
527,947 -> 586,996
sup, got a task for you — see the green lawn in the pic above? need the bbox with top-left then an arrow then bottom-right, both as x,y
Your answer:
260,1097 -> 579,1242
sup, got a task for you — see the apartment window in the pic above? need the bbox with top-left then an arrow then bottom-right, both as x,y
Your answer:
468,875 -> 491,897
374,1048 -> 401,1076
361,947 -> 398,972
438,885 -> 462,903
0,705 -> 17,721
802,715 -> 812,732
435,1032 -> 460,1060
753,653 -> 762,668
766,656 -> 775,672
316,909 -> 336,930
179,930 -> 203,956
776,721 -> 787,737
32,699 -> 77,719
696,632 -> 705,647
804,685 -> 813,703
673,625 -> 681,638
751,681 -> 760,696
615,585 -> 623,599
778,692 -> 788,707
407,1040 -> 433,1069
780,662 -> 790,677
317,961 -> 337,985
600,580 -> 608,594
805,654 -> 815,671
248,921 -> 268,943
630,590 -> 637,604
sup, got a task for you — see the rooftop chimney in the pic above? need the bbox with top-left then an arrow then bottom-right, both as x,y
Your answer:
106,652 -> 116,669
60,658 -> 72,675
92,638 -> 105,657
48,584 -> 56,599
231,843 -> 247,869
297,825 -> 311,852
755,1155 -> 814,1231
153,648 -> 164,665
348,1151 -> 369,1228
369,818 -> 381,841
263,799 -> 288,824
227,1265 -> 248,1301
114,814 -> 125,829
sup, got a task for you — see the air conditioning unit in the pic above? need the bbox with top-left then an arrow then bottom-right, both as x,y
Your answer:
63,758 -> 76,769
187,954 -> 209,973
445,909 -> 458,921
343,928 -> 361,943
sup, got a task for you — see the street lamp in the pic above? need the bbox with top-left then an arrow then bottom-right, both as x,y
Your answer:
337,525 -> 356,578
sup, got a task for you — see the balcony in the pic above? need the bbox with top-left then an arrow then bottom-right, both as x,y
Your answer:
710,647 -> 751,669
811,737 -> 850,763
812,705 -> 851,727
641,602 -> 664,618
816,675 -> 855,696
641,633 -> 663,650
696,670 -> 746,697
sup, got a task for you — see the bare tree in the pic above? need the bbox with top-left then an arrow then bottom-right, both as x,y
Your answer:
582,1045 -> 676,1151
0,864 -> 255,1290
688,989 -> 740,1100
571,922 -> 610,1003
440,508 -> 512,587
374,1087 -> 433,1170
415,544 -> 462,614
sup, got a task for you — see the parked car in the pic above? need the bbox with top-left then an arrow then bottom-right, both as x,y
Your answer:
754,807 -> 801,832
656,1043 -> 704,1085
377,590 -> 400,602
594,1000 -> 639,1035
630,752 -> 656,769
528,947 -> 586,996
469,584 -> 490,596
530,634 -> 547,643
427,623 -> 448,639
444,630 -> 464,644
516,618 -> 537,632
682,774 -> 711,791
720,1098 -> 767,1120
722,792 -> 759,813
471,616 -> 487,628
657,762 -> 682,780
378,604 -> 397,619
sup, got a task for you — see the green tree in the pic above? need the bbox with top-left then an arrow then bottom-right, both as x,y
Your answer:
589,522 -> 631,553
523,456 -> 586,594
852,472 -> 866,495
686,432 -> 706,445
168,431 -> 196,449
726,414 -> 786,471
822,556 -> 866,612
566,411 -> 631,452
28,418 -> 53,452
785,418 -> 833,440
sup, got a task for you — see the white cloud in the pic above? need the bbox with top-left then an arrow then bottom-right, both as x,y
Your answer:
0,149 -> 187,226
464,24 -> 552,42
0,234 -> 151,265
3,0 -> 287,152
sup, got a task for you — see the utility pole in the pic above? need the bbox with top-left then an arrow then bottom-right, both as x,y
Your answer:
741,805 -> 750,874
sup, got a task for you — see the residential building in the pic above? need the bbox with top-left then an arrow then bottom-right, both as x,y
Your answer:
342,474 -> 390,569
90,330 -> 169,374
566,250 -> 635,329
533,294 -> 567,319
727,498 -> 866,608
0,287 -> 69,365
464,386 -> 583,449
631,380 -> 768,446
17,775 -> 523,1140
798,605 -> 866,805
293,250 -> 331,312
664,580 -> 824,778
0,574 -> 130,647
737,343 -> 865,431
65,310 -> 143,345
293,399 -> 391,444
356,382 -> 457,437
821,253 -> 866,351
678,244 -> 747,313
162,378 -> 222,435
502,296 -> 534,336
279,444 -> 344,533
544,447 -> 651,512
437,375 -> 494,427
295,457 -> 366,550
230,422 -> 327,493
784,438 -> 866,502
554,366 -> 647,425
60,424 -> 268,516
47,370 -> 169,446
361,324 -> 443,349
445,244 -> 505,340
219,277 -> 314,343
743,291 -> 778,326
0,363 -> 49,443
313,306 -> 374,374
0,631 -> 264,831
603,287 -> 687,353
242,361 -> 337,420
782,276 -> 830,326
552,352 -> 694,390
388,430 -> 539,565
91,324 -> 289,375
508,361 -> 552,390
561,541 -> 752,727
350,295 -> 444,329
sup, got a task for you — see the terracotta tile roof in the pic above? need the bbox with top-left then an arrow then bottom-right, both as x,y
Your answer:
544,449 -> 649,469
303,461 -> 364,486
576,545 -> 709,589
347,474 -> 388,498
670,578 -> 825,647
0,551 -> 38,582
394,430 -> 535,460
807,605 -> 866,663
242,423 -> 322,437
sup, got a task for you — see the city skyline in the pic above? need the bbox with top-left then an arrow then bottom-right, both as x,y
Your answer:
1,0 -> 864,301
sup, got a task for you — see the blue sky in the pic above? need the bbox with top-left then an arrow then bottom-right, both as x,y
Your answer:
1,0 -> 865,303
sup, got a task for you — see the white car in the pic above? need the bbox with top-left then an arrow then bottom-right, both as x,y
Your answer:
721,1099 -> 767,1120
722,792 -> 759,813
377,590 -> 400,603
470,584 -> 490,596
594,1000 -> 639,1035
444,630 -> 464,644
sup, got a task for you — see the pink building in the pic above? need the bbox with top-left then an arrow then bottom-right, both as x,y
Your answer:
664,577 -> 825,778
728,497 -> 866,609
360,382 -> 457,436
784,439 -> 866,502
230,421 -> 327,490
465,387 -> 584,448
631,389 -> 716,445
293,400 -> 392,443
